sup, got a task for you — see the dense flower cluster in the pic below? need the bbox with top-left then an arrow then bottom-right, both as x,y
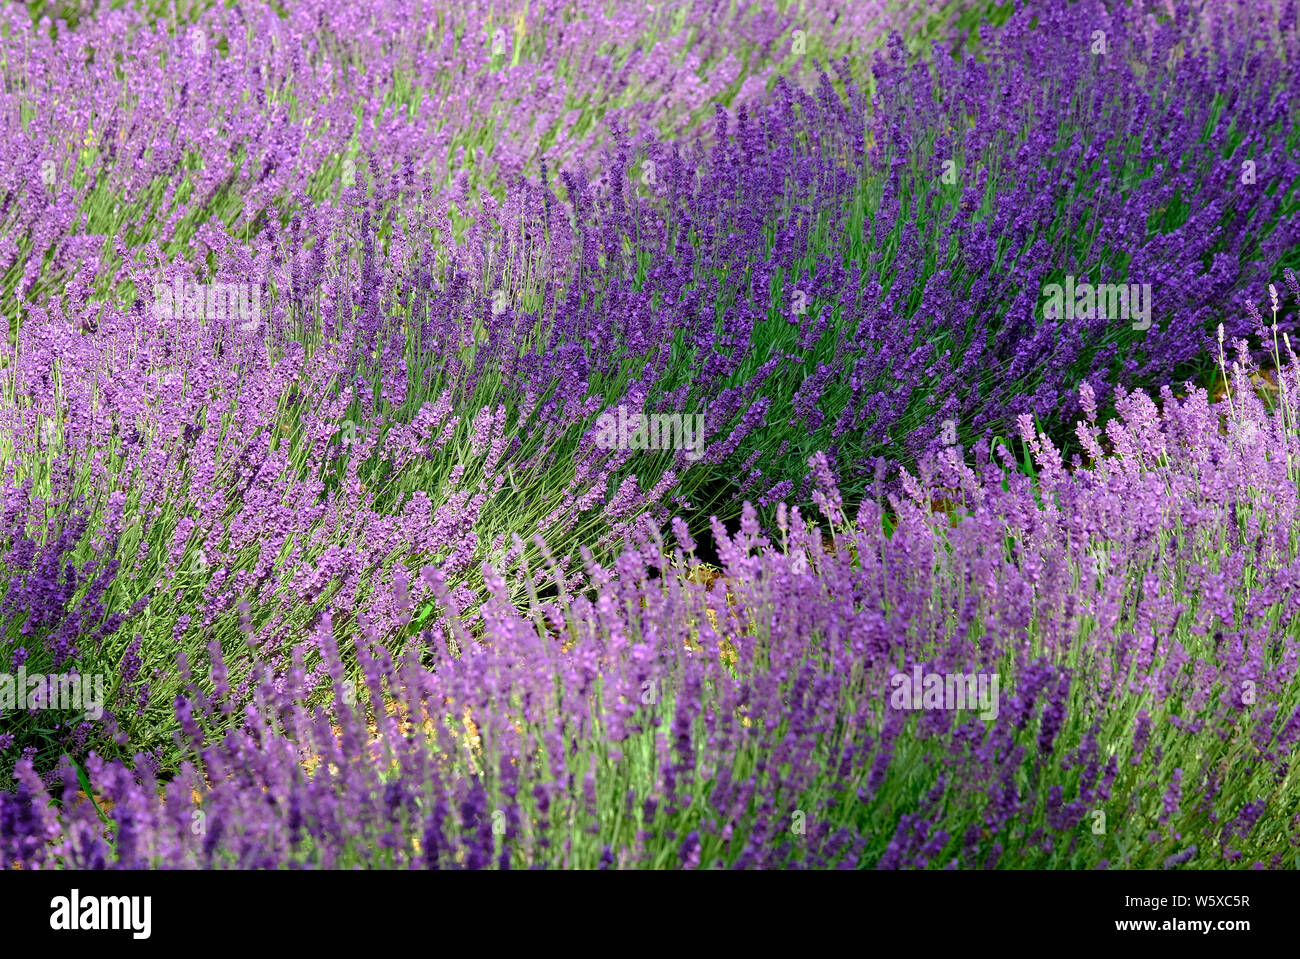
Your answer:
1,0 -> 1298,868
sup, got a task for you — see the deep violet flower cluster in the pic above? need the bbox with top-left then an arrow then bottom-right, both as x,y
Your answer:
2,0 -> 1300,870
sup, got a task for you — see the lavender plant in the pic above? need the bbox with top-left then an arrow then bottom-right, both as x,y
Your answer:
8,318 -> 1300,867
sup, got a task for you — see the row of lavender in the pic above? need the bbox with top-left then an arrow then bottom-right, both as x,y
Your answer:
2,0 -> 1300,866
2,0 -> 919,314
9,0 -> 1296,464
7,345 -> 1300,867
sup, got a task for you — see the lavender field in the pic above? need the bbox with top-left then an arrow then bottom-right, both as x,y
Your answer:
1,0 -> 1299,872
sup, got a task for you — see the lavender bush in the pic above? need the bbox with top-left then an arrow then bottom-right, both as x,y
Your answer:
7,315 -> 1300,867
